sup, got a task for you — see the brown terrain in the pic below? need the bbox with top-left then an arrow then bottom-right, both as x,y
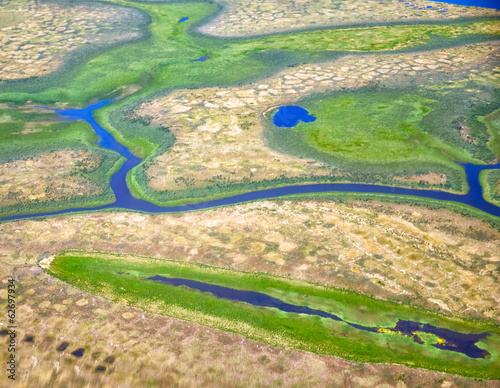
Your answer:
0,0 -> 146,80
0,150 -> 106,210
199,0 -> 500,37
1,198 -> 499,386
1,199 -> 498,320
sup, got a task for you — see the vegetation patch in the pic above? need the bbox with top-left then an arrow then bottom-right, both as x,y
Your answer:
46,251 -> 500,379
482,169 -> 500,207
265,86 -> 499,189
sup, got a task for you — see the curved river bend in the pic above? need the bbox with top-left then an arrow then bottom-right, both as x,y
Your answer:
1,100 -> 499,222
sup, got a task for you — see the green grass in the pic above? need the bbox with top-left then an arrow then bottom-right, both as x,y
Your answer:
298,89 -> 496,164
481,169 -> 500,207
303,92 -> 469,163
47,251 -> 500,379
0,107 -> 98,162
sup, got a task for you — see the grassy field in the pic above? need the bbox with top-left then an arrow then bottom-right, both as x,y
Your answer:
265,86 -> 499,184
482,169 -> 500,207
47,251 -> 500,379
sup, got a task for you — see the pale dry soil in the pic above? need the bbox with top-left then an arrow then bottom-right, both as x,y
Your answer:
199,0 -> 499,37
1,264 -> 497,387
0,150 -> 105,210
0,0 -> 145,80
1,199 -> 498,321
135,43 -> 499,194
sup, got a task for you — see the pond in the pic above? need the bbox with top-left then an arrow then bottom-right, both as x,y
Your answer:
272,106 -> 316,128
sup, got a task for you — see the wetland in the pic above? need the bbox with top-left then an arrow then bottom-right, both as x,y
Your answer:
1,0 -> 499,385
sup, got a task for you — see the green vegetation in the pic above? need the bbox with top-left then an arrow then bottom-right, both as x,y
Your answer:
0,107 -> 98,162
300,90 -> 496,164
234,20 -> 500,53
48,252 -> 500,379
481,169 -> 500,207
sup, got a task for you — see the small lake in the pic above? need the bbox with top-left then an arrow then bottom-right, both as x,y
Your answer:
148,275 -> 490,358
272,106 -> 316,128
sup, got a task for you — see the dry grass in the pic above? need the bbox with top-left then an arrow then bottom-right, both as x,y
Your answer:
199,0 -> 499,37
0,0 -> 144,80
0,150 -> 105,209
1,199 -> 498,321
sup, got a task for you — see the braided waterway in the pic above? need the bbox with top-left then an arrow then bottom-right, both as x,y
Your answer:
148,275 -> 490,359
1,100 -> 499,221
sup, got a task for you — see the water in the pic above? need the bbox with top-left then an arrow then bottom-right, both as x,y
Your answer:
401,0 -> 500,10
148,275 -> 490,358
1,101 -> 499,222
427,0 -> 500,9
272,106 -> 316,128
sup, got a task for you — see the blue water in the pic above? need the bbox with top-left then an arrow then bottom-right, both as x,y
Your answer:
179,17 -> 189,23
401,0 -> 500,10
272,106 -> 316,128
428,0 -> 500,9
194,56 -> 207,62
148,275 -> 490,358
1,101 -> 499,222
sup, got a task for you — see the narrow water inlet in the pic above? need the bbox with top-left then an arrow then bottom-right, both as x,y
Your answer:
148,275 -> 490,359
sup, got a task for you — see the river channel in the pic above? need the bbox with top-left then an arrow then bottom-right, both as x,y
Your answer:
1,100 -> 499,221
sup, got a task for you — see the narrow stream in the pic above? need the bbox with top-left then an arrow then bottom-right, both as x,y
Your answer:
148,275 -> 490,359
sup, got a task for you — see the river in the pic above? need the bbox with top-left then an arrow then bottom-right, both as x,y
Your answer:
1,100 -> 499,222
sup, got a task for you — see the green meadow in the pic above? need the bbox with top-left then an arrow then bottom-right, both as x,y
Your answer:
47,251 -> 500,379
265,86 -> 499,193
